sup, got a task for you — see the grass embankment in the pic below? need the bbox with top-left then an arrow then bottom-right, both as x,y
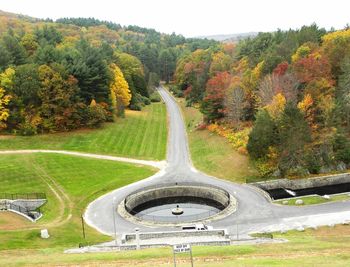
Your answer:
0,225 -> 350,266
0,153 -> 156,250
0,103 -> 167,160
274,193 -> 350,206
177,98 -> 257,183
0,102 -> 166,250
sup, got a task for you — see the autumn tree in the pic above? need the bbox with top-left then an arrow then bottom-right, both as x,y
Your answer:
322,29 -> 350,76
38,64 -> 80,132
337,57 -> 350,128
109,63 -> 131,116
292,52 -> 333,84
209,51 -> 232,77
175,49 -> 211,105
0,86 -> 11,130
200,72 -> 231,122
225,81 -> 245,123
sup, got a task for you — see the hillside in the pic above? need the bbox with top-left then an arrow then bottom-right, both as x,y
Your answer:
0,10 -> 218,135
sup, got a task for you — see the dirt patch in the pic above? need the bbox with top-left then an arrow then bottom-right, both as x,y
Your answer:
0,211 -> 32,230
0,135 -> 14,140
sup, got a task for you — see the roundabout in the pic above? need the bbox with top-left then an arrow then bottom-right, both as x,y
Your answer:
84,86 -> 350,240
118,183 -> 237,226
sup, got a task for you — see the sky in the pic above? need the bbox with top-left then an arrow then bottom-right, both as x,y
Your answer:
0,0 -> 349,37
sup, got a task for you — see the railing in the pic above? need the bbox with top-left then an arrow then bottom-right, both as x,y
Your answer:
0,192 -> 46,200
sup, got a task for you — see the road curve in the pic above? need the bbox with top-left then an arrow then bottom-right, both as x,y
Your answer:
84,86 -> 350,237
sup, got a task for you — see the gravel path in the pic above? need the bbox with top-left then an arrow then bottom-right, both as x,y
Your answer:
0,149 -> 166,169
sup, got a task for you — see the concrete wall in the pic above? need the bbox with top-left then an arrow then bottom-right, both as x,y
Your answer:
251,172 -> 350,191
122,229 -> 228,243
125,185 -> 230,212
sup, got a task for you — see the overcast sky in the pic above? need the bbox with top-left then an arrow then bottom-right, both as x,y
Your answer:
1,0 -> 349,37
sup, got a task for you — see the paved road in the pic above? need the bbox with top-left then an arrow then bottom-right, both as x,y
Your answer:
85,86 -> 350,237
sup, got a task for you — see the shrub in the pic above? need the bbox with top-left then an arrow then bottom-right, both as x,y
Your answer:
18,122 -> 37,136
169,84 -> 184,97
304,152 -> 322,174
129,103 -> 142,111
85,104 -> 106,128
150,92 -> 161,102
142,96 -> 151,105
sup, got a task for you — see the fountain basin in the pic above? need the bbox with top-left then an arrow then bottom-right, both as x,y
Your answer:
118,183 -> 237,226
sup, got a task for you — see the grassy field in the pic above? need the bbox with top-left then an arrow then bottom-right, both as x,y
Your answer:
0,153 -> 156,250
0,225 -> 350,266
177,97 -> 257,183
274,193 -> 350,206
0,103 -> 167,160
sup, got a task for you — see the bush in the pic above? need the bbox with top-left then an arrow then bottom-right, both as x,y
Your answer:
304,152 -> 322,174
142,96 -> 151,105
85,104 -> 106,128
129,103 -> 142,111
150,92 -> 161,102
17,122 -> 37,136
168,84 -> 184,97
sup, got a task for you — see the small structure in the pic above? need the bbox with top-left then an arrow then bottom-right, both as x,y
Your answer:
172,205 -> 184,215
295,199 -> 304,205
0,193 -> 47,221
41,229 -> 50,239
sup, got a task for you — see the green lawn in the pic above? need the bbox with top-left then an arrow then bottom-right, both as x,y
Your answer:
0,103 -> 167,160
177,97 -> 258,183
0,225 -> 350,266
0,153 -> 156,250
274,193 -> 350,206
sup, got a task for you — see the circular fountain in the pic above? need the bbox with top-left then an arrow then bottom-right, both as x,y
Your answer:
118,183 -> 237,226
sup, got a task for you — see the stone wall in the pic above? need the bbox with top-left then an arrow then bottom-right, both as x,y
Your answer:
125,185 -> 230,212
251,172 -> 350,191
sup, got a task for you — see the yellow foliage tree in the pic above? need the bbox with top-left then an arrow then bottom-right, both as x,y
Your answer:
291,44 -> 311,63
0,68 -> 15,89
322,29 -> 350,74
297,93 -> 313,114
110,63 -> 131,109
0,87 -> 11,130
265,93 -> 286,120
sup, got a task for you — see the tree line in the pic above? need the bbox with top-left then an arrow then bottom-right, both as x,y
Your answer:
0,13 -> 216,135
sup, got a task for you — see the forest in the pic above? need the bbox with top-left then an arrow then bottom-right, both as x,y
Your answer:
1,10 -> 349,179
0,11 -> 216,135
173,24 -> 350,178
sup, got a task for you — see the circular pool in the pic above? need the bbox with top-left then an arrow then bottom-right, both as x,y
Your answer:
118,183 -> 237,226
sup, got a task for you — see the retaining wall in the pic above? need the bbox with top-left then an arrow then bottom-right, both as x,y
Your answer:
251,172 -> 350,191
125,185 -> 229,212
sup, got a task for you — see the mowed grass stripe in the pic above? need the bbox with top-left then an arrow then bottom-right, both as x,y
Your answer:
128,111 -> 148,157
140,104 -> 158,157
0,153 -> 156,250
0,103 -> 167,160
153,103 -> 167,158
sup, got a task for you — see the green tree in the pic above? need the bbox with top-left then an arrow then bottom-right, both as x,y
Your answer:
2,31 -> 27,65
65,39 -> 111,103
247,109 -> 277,160
277,103 -> 311,175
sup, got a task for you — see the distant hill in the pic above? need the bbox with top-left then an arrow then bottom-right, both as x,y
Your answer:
196,32 -> 258,42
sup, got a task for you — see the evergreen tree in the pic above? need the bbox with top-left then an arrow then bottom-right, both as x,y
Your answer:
247,109 -> 277,159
